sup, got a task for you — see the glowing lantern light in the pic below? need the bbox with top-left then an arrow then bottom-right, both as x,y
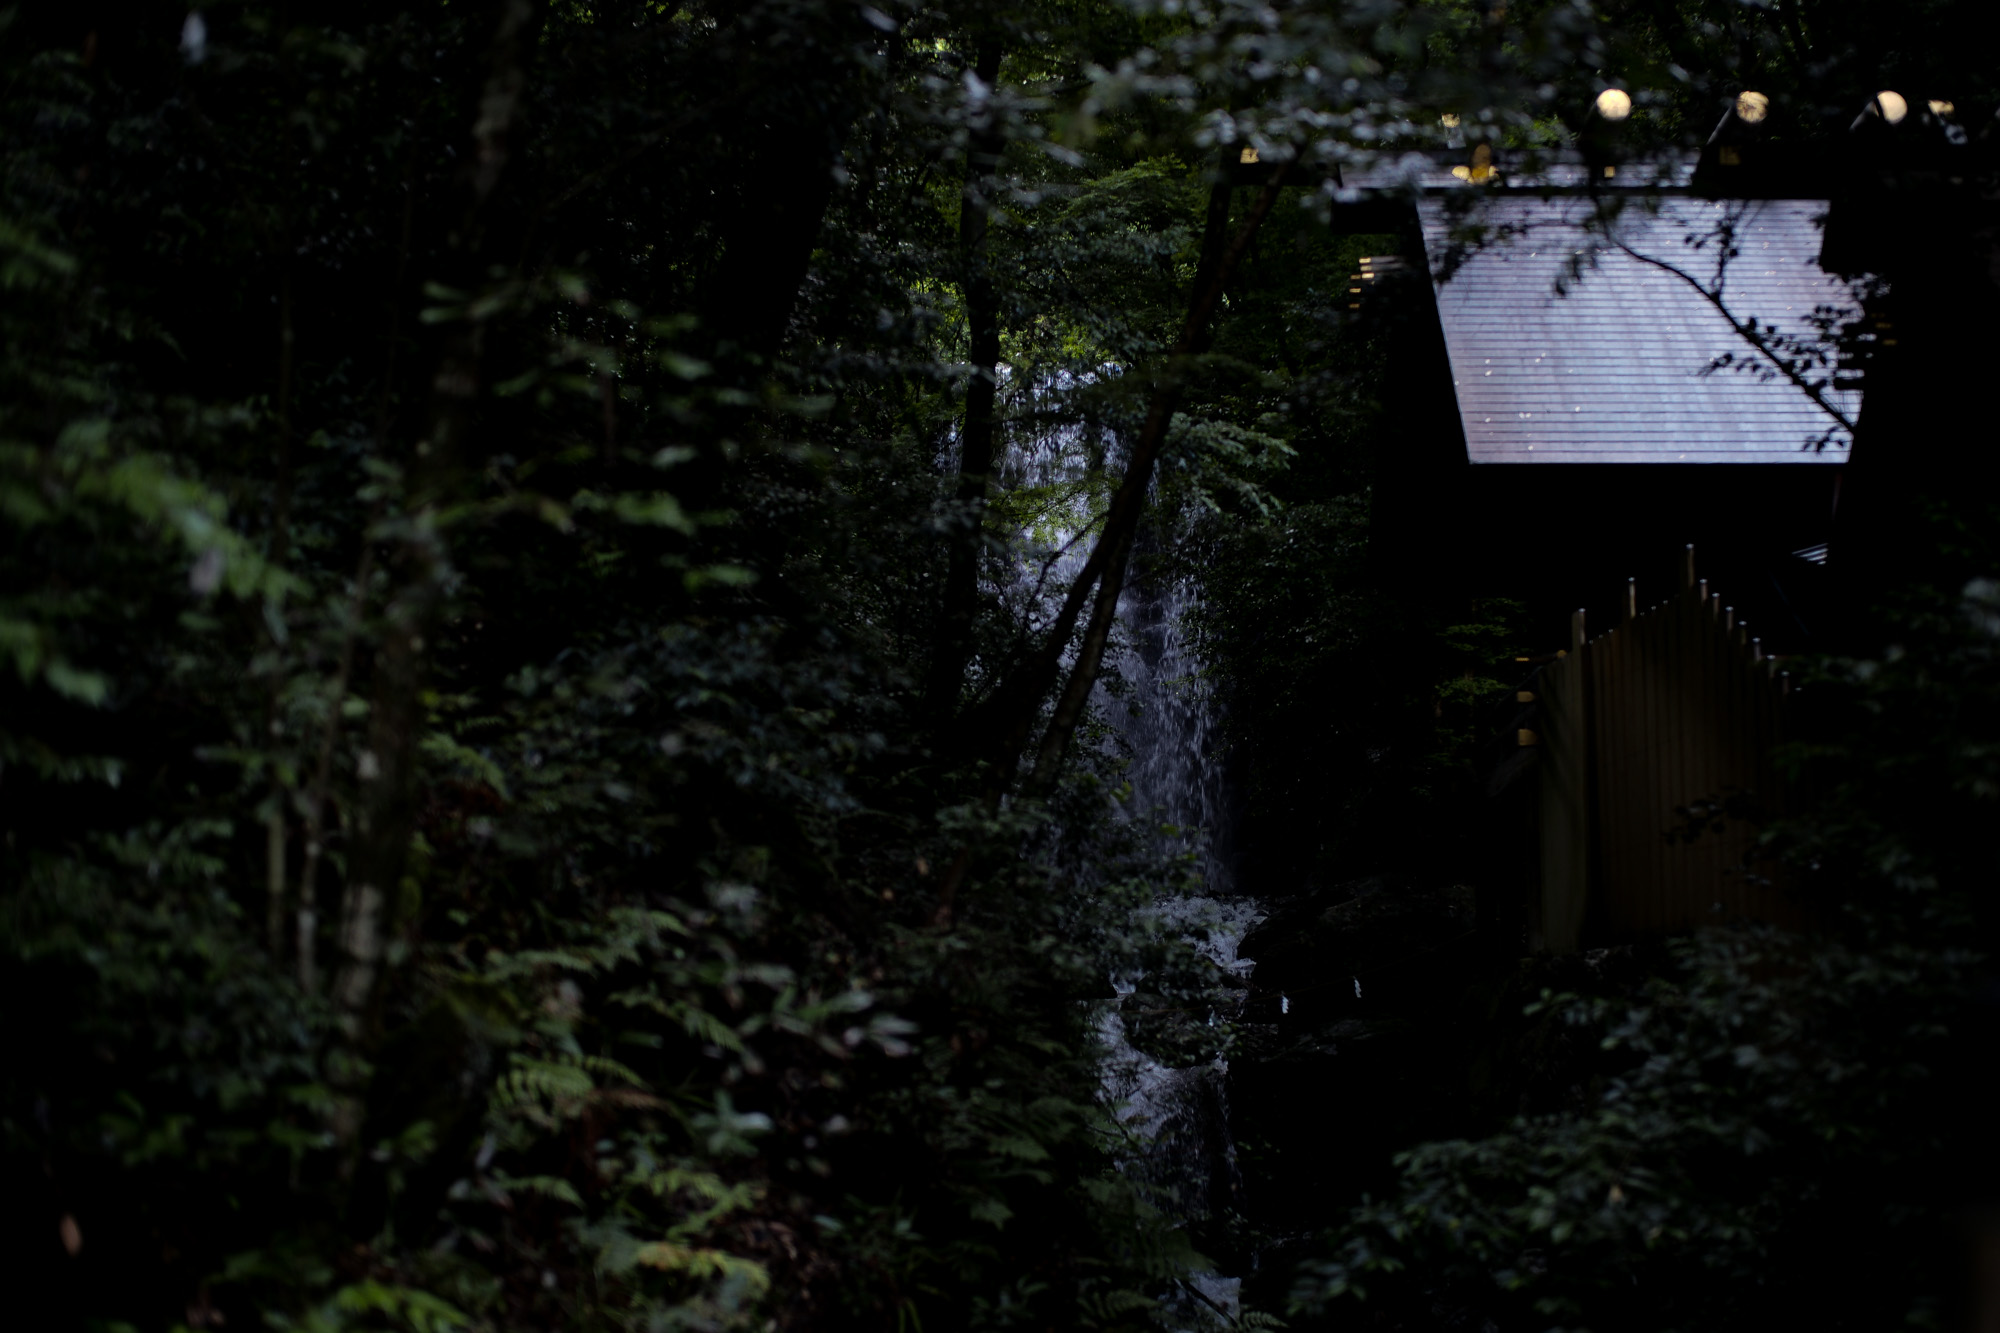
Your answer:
1874,91 -> 1908,124
1736,91 -> 1769,123
1595,88 -> 1633,121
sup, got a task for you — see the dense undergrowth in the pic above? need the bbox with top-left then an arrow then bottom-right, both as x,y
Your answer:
5,1 -> 1998,1331
1219,448 -> 2000,1328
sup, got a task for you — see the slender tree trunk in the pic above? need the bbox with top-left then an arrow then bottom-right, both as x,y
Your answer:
1023,162 -> 1252,789
327,0 -> 537,1146
297,116 -> 423,995
925,39 -> 1006,725
1021,163 -> 1286,791
266,271 -> 296,960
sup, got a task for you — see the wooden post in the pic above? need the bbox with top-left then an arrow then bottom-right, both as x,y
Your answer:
1681,544 -> 1696,592
1625,578 -> 1638,623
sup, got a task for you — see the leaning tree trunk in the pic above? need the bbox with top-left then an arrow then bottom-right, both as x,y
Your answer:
933,157 -> 1287,914
1023,159 -> 1265,791
697,5 -> 877,361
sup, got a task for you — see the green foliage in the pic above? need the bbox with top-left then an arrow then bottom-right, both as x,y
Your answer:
0,1 -> 1317,1326
1293,574 -> 2000,1330
5,1 -> 1988,1330
1298,927 -> 1979,1329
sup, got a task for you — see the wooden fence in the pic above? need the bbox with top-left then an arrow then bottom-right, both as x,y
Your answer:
1529,547 -> 1802,952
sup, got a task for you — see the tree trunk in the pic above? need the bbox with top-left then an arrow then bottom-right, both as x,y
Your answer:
697,6 -> 874,360
1025,163 -> 1285,791
326,0 -> 538,1146
265,272 -> 296,961
925,39 -> 1007,726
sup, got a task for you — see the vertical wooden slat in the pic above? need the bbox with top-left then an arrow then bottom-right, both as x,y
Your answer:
1670,545 -> 1694,928
1714,586 -> 1740,926
1691,589 -> 1712,926
1619,610 -> 1637,936
1537,553 -> 1800,952
1661,593 -> 1680,927
1643,588 -> 1664,932
1756,647 -> 1782,923
1693,587 -> 1713,928
1755,653 -> 1779,925
1610,615 -> 1629,935
1624,613 -> 1640,934
1728,608 -> 1744,920
1592,624 -> 1608,928
1640,588 -> 1656,928
1705,587 -> 1730,922
1739,610 -> 1759,919
1616,622 -> 1632,933
1618,618 -> 1636,933
1711,601 -> 1733,920
1701,592 -> 1717,919
1593,628 -> 1611,937
1632,592 -> 1650,933
1665,586 -> 1689,929
1723,594 -> 1744,920
1688,586 -> 1708,927
1673,588 -> 1692,931
1600,625 -> 1622,935
1741,622 -> 1765,920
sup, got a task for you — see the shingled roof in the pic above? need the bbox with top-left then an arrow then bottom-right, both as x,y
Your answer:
1417,197 -> 1863,464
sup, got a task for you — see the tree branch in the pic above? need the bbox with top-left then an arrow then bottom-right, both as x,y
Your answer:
1604,234 -> 1858,438
933,158 -> 1289,919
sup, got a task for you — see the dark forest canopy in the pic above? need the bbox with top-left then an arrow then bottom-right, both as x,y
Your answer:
3,1 -> 1997,1330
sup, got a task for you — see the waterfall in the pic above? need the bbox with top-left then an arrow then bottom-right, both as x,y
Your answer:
1098,570 -> 1258,1326
994,373 -> 1260,1324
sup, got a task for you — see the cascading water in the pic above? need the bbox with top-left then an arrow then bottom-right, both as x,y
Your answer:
1097,570 -> 1260,1325
998,390 -> 1261,1325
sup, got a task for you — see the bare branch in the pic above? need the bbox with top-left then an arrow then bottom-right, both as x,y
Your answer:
1601,232 -> 1858,439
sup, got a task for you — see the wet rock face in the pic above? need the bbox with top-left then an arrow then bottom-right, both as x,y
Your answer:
1113,1057 -> 1243,1228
